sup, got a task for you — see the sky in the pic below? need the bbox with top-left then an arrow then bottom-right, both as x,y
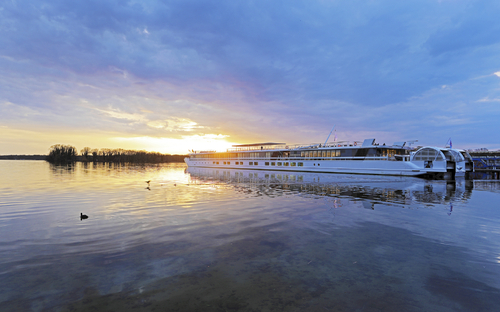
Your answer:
1,0 -> 500,155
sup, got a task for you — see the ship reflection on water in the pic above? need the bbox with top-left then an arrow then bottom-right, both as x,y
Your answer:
187,167 -> 474,209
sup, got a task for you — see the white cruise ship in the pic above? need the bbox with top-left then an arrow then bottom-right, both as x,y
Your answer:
184,139 -> 474,180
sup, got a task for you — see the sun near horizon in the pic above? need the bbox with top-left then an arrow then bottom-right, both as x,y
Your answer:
1,123 -> 252,155
115,134 -> 238,155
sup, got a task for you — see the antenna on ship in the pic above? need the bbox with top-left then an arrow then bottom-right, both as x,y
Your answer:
324,125 -> 336,146
406,140 -> 418,147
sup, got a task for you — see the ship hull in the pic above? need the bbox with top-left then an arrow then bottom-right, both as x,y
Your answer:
185,158 -> 432,177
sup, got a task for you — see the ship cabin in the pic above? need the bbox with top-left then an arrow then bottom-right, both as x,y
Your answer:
189,139 -> 412,162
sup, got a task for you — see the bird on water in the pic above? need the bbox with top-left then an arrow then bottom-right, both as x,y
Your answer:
80,213 -> 88,220
146,180 -> 151,185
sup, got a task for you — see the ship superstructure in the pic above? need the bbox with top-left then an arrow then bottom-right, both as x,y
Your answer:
185,139 -> 473,179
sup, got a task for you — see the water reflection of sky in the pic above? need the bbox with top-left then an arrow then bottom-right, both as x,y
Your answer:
1,161 -> 500,311
188,167 -> 500,263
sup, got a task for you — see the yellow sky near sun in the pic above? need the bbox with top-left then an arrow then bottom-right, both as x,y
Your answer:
0,126 -> 236,155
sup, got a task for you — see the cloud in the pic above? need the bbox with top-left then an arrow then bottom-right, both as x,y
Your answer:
477,97 -> 500,103
425,1 -> 500,57
147,117 -> 201,132
3,0 -> 484,106
1,0 -> 500,153
96,108 -> 146,123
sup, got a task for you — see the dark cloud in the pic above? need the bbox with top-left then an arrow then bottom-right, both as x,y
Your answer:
3,0 -> 500,107
425,1 -> 500,57
1,0 -> 500,151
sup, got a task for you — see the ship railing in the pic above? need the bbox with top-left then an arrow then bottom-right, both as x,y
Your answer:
224,141 -> 365,152
190,156 -> 399,161
192,141 -> 412,154
227,145 -> 288,152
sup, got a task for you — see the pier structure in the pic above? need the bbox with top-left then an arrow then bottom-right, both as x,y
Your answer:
469,151 -> 500,180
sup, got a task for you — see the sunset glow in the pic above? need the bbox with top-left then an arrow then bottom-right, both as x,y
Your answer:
113,134 -> 235,155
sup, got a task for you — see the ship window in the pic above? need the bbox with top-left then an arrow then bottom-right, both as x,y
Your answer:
341,149 -> 353,157
298,162 -> 304,166
254,162 -> 258,165
355,149 -> 368,157
291,162 -> 296,166
460,151 -> 471,160
249,162 -> 253,165
271,162 -> 276,166
413,148 -> 444,161
265,162 -> 269,166
277,162 -> 282,166
301,152 -> 305,157
216,162 -> 219,164
284,162 -> 289,166
448,150 -> 464,162
366,148 -> 377,157
227,162 -> 230,165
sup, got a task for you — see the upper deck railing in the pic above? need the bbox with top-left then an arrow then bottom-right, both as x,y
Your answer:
190,141 -> 416,154
224,141 -> 366,153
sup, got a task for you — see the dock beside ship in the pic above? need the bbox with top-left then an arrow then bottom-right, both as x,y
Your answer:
470,151 -> 500,179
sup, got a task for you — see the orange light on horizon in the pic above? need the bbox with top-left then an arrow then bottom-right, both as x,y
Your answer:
113,134 -> 236,155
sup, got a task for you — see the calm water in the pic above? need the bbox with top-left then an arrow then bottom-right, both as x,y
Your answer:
1,161 -> 500,312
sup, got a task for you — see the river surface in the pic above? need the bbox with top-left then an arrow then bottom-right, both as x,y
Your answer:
1,161 -> 500,312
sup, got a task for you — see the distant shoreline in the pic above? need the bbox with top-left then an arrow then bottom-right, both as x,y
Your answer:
0,155 -> 47,160
0,155 -> 187,162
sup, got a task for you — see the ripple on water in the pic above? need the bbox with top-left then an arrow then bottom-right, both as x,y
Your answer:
0,162 -> 500,312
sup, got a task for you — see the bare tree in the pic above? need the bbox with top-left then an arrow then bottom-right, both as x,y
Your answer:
80,147 -> 91,160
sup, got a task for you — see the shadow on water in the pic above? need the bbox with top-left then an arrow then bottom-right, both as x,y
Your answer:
426,267 -> 500,312
49,162 -> 76,174
4,222 -> 495,312
186,167 -> 474,206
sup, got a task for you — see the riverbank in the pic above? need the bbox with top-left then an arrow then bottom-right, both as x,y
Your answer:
0,155 -> 47,160
0,155 -> 187,162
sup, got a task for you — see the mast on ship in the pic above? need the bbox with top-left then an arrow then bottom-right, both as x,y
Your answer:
324,125 -> 336,146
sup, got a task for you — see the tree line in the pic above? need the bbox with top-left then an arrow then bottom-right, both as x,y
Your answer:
47,144 -> 186,164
